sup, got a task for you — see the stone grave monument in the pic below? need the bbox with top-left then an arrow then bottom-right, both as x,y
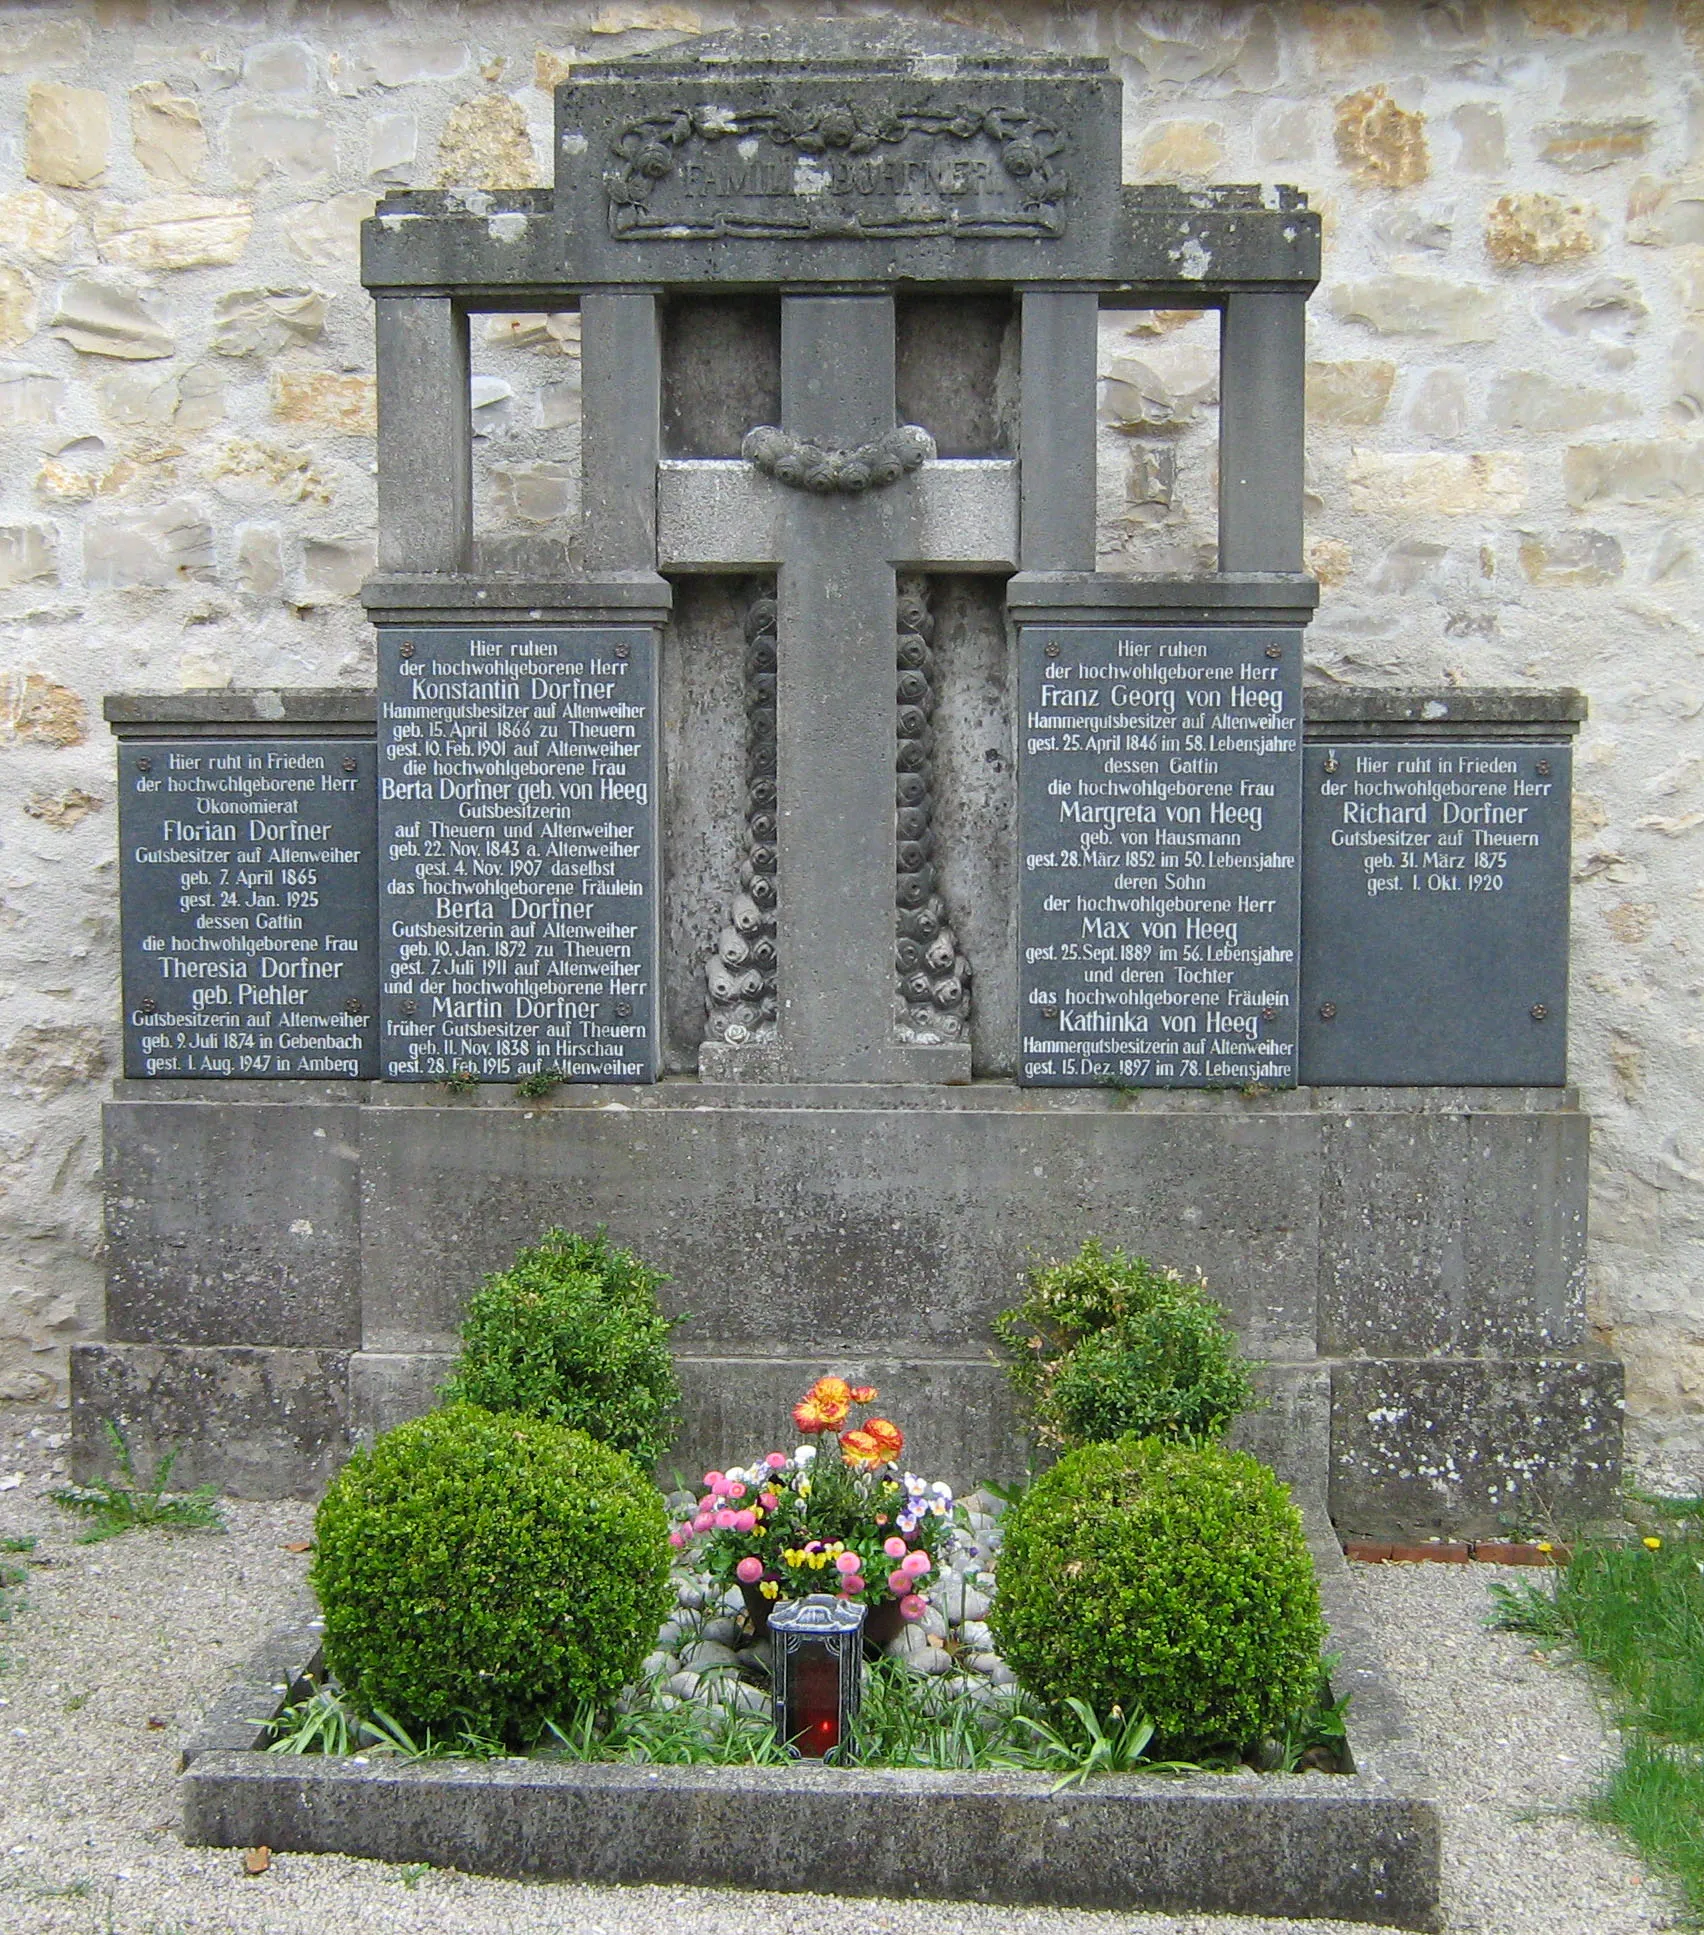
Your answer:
84,26 -> 1622,1537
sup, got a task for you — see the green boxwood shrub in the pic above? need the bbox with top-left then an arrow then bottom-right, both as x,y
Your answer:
311,1404 -> 671,1742
442,1228 -> 680,1466
995,1239 -> 1256,1450
989,1436 -> 1325,1750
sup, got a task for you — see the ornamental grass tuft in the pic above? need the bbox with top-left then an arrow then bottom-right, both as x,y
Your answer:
990,1435 -> 1324,1753
311,1404 -> 672,1745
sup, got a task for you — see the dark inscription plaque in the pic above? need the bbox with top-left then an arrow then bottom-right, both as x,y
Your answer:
378,625 -> 658,1083
1300,741 -> 1571,1086
1018,626 -> 1302,1089
119,738 -> 377,1079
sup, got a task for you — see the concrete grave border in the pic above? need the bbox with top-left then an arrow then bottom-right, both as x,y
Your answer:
180,1529 -> 1441,1929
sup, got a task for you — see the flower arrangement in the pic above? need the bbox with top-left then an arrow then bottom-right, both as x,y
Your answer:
671,1377 -> 957,1629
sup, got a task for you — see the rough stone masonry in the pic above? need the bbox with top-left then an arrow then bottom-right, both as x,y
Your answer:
0,0 -> 1700,1489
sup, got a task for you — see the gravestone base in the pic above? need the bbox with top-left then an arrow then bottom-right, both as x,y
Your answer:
79,1078 -> 1622,1536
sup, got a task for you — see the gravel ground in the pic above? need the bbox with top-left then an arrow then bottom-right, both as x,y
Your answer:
0,1403 -> 1680,1935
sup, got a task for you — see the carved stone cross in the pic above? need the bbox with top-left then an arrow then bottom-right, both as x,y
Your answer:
660,294 -> 1017,1084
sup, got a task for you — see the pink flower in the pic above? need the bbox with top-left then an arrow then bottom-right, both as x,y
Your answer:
843,1575 -> 866,1595
692,1512 -> 713,1532
703,1471 -> 724,1489
696,1495 -> 715,1513
668,1527 -> 685,1547
732,1509 -> 757,1533
736,1555 -> 764,1584
760,1492 -> 779,1511
900,1593 -> 927,1622
834,1551 -> 862,1575
727,1481 -> 746,1500
765,1451 -> 788,1470
901,1550 -> 931,1579
714,1509 -> 738,1530
883,1536 -> 907,1560
709,1475 -> 732,1498
887,1568 -> 911,1595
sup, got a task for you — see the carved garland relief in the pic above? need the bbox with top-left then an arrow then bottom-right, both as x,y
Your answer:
605,101 -> 1069,241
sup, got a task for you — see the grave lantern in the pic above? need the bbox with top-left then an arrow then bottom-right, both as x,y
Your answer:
769,1593 -> 866,1760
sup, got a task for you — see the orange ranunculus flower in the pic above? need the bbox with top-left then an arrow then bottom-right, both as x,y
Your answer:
802,1376 -> 851,1427
864,1417 -> 904,1461
849,1384 -> 878,1404
840,1428 -> 883,1468
793,1396 -> 836,1433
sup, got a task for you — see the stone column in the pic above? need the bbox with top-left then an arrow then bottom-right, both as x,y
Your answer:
1217,292 -> 1307,574
374,295 -> 470,575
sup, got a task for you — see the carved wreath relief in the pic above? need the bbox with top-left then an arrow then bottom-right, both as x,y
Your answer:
895,580 -> 971,1046
605,100 -> 1069,241
703,592 -> 779,1048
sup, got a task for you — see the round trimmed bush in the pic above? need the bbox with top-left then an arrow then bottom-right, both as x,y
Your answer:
442,1227 -> 680,1466
1045,1300 -> 1256,1449
311,1404 -> 671,1741
989,1436 -> 1324,1749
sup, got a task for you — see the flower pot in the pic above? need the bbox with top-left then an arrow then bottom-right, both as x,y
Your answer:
740,1581 -> 775,1638
861,1594 -> 906,1653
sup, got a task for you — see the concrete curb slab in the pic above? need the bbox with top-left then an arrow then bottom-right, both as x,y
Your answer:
180,1518 -> 1442,1928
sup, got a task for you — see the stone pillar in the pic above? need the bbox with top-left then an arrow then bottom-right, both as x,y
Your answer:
374,295 -> 470,575
580,289 -> 663,574
1217,291 -> 1307,574
1018,290 -> 1100,572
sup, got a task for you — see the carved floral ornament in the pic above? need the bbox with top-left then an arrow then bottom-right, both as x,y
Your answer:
603,99 -> 1070,240
741,423 -> 934,495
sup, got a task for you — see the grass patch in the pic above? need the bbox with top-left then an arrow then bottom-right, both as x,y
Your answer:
1491,1500 -> 1704,1923
50,1423 -> 225,1545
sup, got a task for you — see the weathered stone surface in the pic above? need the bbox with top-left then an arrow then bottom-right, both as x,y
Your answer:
301,533 -> 375,598
0,362 -> 63,425
234,524 -> 284,599
1,674 -> 82,750
1307,536 -> 1352,586
243,40 -> 317,96
1329,273 -> 1501,342
0,16 -> 88,72
1303,2 -> 1391,65
1405,369 -> 1469,439
1100,345 -> 1217,430
270,369 -> 376,436
1627,174 -> 1704,248
227,105 -> 336,187
25,83 -> 108,189
1489,369 -> 1636,432
1136,121 -> 1224,181
91,196 -> 253,272
83,501 -> 215,588
1485,192 -> 1597,267
1517,528 -> 1624,586
50,277 -> 175,359
1564,440 -> 1704,508
1306,358 -> 1395,426
206,437 -> 331,507
435,94 -> 537,189
0,187 -> 78,261
130,82 -> 206,187
1450,102 -> 1505,173
1,1020 -> 103,1093
0,523 -> 56,587
1335,86 -> 1428,189
1518,0 -> 1636,33
0,265 -> 37,349
1115,4 -> 1274,83
1348,450 -> 1527,516
368,37 -> 469,88
490,460 -> 576,523
1563,49 -> 1648,108
211,287 -> 328,357
23,785 -> 99,827
367,112 -> 417,183
98,362 -> 223,432
281,192 -> 374,268
70,1343 -> 352,1499
1539,119 -> 1651,172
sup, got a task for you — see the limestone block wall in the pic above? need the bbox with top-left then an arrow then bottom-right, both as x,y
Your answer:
0,0 -> 1698,1484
